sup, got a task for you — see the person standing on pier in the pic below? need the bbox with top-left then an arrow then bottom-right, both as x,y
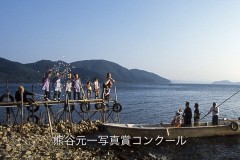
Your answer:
65,73 -> 73,100
93,77 -> 100,99
73,73 -> 82,100
42,68 -> 52,101
53,72 -> 62,101
208,102 -> 219,125
183,101 -> 192,127
86,81 -> 92,99
102,72 -> 115,100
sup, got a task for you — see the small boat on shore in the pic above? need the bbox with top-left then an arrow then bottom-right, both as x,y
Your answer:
103,119 -> 240,139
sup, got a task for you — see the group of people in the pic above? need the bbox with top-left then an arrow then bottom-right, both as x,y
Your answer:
14,70 -> 116,105
171,101 -> 219,127
41,68 -> 116,101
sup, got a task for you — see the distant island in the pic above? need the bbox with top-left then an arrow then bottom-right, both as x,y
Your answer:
0,57 -> 171,84
211,80 -> 240,85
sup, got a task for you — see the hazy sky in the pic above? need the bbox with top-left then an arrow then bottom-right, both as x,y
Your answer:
1,0 -> 240,83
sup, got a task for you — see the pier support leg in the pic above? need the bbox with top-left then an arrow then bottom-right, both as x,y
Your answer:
46,104 -> 53,137
20,92 -> 24,127
21,106 -> 24,126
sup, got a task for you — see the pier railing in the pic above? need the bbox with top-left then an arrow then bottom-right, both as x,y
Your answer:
0,96 -> 122,136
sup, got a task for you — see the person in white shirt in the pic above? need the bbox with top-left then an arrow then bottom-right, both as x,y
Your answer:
53,72 -> 62,101
65,73 -> 72,100
86,81 -> 92,99
42,68 -> 52,101
93,77 -> 100,99
171,109 -> 183,127
208,102 -> 219,125
73,73 -> 82,100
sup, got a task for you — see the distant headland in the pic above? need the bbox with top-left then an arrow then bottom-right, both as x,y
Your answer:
211,80 -> 240,85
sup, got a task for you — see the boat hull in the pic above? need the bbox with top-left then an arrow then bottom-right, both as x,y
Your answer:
103,120 -> 240,139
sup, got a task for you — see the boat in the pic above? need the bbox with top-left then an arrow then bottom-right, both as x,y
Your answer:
103,119 -> 240,139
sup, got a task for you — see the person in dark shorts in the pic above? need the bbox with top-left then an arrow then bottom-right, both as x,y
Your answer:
183,101 -> 192,127
194,103 -> 201,126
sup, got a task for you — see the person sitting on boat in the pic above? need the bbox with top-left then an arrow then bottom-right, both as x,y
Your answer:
207,102 -> 219,125
171,109 -> 183,127
42,68 -> 52,101
102,72 -> 115,100
73,73 -> 82,100
183,101 -> 192,127
15,86 -> 36,105
52,72 -> 62,101
194,103 -> 201,126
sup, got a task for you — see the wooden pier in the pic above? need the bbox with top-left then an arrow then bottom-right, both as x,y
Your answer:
0,95 -> 122,136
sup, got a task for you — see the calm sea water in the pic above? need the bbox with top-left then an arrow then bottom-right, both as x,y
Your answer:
117,83 -> 240,123
1,83 -> 240,159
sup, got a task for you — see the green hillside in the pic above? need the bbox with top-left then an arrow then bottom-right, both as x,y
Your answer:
0,58 -> 171,84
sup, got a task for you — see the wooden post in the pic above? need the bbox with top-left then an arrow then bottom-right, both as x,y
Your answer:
114,86 -> 117,102
21,92 -> 24,126
117,113 -> 120,123
67,94 -> 74,132
11,108 -> 17,125
103,104 -> 106,123
6,107 -> 10,124
46,104 -> 53,137
31,84 -> 34,123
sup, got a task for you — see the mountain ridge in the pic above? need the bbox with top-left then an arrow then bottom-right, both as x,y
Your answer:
0,57 -> 171,84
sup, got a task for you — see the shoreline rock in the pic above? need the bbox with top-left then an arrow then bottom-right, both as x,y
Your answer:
0,121 -> 157,160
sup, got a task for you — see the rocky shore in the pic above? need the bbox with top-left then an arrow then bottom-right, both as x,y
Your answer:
0,121 -> 158,160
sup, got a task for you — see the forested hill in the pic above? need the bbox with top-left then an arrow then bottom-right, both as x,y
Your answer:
0,58 -> 171,84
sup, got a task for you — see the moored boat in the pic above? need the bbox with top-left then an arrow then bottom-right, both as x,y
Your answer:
103,119 -> 240,139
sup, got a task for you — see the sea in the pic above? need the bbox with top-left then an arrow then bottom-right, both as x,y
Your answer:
0,83 -> 240,159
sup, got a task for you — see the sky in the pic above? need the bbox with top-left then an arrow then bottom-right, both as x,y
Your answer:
0,0 -> 240,83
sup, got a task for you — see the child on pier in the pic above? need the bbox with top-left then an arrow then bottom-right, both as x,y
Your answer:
53,72 -> 62,101
73,73 -> 82,100
93,77 -> 100,99
42,68 -> 52,101
102,72 -> 115,100
86,81 -> 92,99
65,73 -> 72,100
